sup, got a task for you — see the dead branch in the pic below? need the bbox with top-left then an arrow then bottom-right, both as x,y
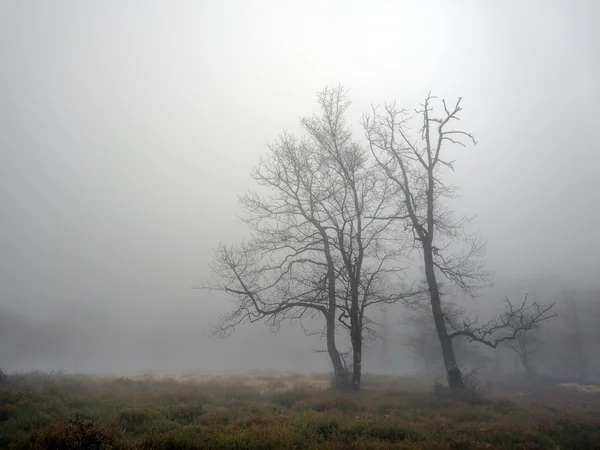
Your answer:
447,295 -> 557,348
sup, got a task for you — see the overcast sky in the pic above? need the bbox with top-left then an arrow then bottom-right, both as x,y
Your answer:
0,0 -> 598,373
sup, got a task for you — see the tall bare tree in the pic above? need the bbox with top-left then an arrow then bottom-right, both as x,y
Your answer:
363,94 -> 554,389
301,87 -> 418,390
363,94 -> 491,388
205,129 -> 350,389
205,86 -> 414,391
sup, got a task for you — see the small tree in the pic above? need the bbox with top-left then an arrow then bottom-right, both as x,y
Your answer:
503,327 -> 539,380
560,288 -> 589,382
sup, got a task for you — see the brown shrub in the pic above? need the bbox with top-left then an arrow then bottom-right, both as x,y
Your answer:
28,416 -> 114,450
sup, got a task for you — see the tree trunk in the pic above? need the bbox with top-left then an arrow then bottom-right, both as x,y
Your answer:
423,246 -> 466,390
326,311 -> 348,391
349,281 -> 362,391
321,234 -> 348,391
577,358 -> 588,383
518,353 -> 533,380
524,362 -> 533,380
350,325 -> 362,391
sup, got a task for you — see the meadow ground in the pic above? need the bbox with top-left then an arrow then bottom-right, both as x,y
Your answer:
1,371 -> 599,449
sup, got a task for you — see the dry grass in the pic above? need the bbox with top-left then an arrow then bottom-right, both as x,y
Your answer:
1,371 -> 599,449
557,382 -> 600,394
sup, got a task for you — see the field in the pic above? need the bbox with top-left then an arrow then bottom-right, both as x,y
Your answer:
1,371 -> 600,449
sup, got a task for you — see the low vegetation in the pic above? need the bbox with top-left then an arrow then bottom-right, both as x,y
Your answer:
1,371 -> 599,449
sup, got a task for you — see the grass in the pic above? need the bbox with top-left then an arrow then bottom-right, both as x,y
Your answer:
0,372 -> 599,449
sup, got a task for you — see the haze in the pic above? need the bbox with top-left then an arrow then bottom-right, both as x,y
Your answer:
0,0 -> 598,374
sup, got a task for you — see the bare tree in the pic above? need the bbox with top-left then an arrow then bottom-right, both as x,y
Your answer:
204,128 -> 350,389
561,288 -> 589,382
204,86 -> 415,391
363,94 -> 556,389
300,87 -> 421,390
503,327 -> 540,380
208,240 -> 349,387
363,93 -> 492,389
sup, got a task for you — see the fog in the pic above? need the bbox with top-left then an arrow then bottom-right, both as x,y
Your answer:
0,1 -> 598,375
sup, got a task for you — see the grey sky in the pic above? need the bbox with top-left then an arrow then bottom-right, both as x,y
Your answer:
0,0 -> 598,372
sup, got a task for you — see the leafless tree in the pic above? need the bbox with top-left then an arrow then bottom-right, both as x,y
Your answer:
204,86 -> 416,391
503,326 -> 540,380
363,94 -> 557,389
363,93 -> 492,389
560,288 -> 589,382
205,129 -> 350,389
303,87 -> 424,390
209,239 -> 351,381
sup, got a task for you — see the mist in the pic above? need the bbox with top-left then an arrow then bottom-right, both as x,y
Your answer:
1,0 -> 598,376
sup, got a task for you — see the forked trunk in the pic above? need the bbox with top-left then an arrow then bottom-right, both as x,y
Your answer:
321,234 -> 348,391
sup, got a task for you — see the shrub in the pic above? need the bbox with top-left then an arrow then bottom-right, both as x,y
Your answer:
0,402 -> 15,422
294,414 -> 340,444
300,396 -> 364,413
433,381 -> 487,406
118,408 -> 152,432
29,416 -> 114,450
141,431 -> 200,450
494,398 -> 518,414
164,403 -> 205,425
368,422 -> 421,442
270,389 -> 311,408
264,379 -> 286,391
